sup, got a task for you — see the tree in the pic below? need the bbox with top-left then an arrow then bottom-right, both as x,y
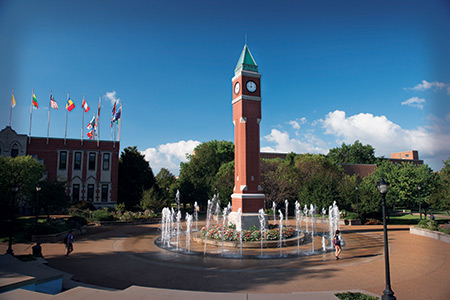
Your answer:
140,186 -> 166,211
0,156 -> 45,219
215,161 -> 234,207
154,168 -> 177,209
178,140 -> 234,210
38,180 -> 71,219
327,140 -> 376,164
118,146 -> 156,210
430,158 -> 450,214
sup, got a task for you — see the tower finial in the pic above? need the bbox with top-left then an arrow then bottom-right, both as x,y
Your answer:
245,34 -> 247,46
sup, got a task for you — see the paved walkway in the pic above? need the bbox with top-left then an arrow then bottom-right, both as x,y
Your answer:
1,221 -> 449,299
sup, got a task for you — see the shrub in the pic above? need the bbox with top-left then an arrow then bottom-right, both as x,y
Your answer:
417,219 -> 439,231
91,208 -> 114,221
343,212 -> 359,220
365,218 -> 382,225
66,216 -> 88,228
335,291 -> 378,300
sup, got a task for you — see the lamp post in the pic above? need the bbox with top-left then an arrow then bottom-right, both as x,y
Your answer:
377,178 -> 396,300
6,183 -> 19,255
35,183 -> 41,232
417,184 -> 422,220
355,186 -> 359,219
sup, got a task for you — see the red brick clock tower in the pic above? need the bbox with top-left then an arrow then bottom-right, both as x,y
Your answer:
229,45 -> 266,229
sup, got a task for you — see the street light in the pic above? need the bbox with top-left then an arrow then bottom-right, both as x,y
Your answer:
355,186 -> 359,219
35,183 -> 42,231
417,184 -> 422,220
6,183 -> 19,255
377,178 -> 396,300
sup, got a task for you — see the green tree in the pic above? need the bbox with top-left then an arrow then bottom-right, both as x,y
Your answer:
38,180 -> 71,219
178,140 -> 234,210
118,146 -> 156,211
327,140 -> 376,164
215,160 -> 234,207
155,168 -> 177,208
140,186 -> 166,211
0,156 -> 45,219
430,158 -> 450,214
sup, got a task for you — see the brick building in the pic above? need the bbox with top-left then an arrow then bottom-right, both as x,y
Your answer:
0,126 -> 119,208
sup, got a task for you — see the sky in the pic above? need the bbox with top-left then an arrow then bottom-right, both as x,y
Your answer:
1,0 -> 450,175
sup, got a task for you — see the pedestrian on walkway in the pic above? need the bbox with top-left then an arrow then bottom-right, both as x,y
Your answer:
333,230 -> 342,260
64,230 -> 74,256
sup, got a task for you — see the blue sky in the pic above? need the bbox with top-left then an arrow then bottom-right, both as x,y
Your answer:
1,0 -> 449,174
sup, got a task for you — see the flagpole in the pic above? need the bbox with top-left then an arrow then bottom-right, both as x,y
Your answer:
9,88 -> 14,127
97,96 -> 101,147
81,94 -> 84,146
65,92 -> 69,145
118,102 -> 122,142
29,89 -> 34,144
47,91 -> 52,144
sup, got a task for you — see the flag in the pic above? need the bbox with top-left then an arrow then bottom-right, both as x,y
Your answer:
96,97 -> 101,130
50,95 -> 59,110
113,105 -> 121,123
82,97 -> 90,113
66,98 -> 75,112
32,94 -> 39,109
87,115 -> 95,130
87,130 -> 94,140
11,92 -> 16,108
111,101 -> 116,127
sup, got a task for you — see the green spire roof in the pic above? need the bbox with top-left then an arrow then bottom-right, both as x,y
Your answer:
235,45 -> 258,74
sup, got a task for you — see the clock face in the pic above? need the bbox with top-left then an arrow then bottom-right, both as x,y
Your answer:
246,80 -> 257,93
234,82 -> 240,94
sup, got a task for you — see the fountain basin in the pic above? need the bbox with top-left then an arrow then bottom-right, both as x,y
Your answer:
192,231 -> 305,248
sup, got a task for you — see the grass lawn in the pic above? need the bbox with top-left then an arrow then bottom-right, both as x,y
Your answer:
388,213 -> 448,225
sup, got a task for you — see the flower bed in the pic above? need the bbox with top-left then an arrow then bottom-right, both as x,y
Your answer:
201,224 -> 296,242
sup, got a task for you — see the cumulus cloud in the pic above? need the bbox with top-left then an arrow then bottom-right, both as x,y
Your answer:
401,97 -> 426,109
320,110 -> 450,159
103,91 -> 120,105
407,80 -> 449,93
262,129 -> 327,154
288,120 -> 300,130
141,140 -> 201,175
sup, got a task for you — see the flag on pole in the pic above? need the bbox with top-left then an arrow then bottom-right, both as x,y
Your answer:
50,95 -> 59,109
87,130 -> 94,140
113,105 -> 121,123
111,101 -> 116,128
87,115 -> 95,130
81,97 -> 90,113
66,98 -> 75,112
11,92 -> 16,108
32,94 -> 39,109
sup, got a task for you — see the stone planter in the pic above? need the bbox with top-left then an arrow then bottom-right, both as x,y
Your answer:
339,219 -> 361,226
410,226 -> 450,243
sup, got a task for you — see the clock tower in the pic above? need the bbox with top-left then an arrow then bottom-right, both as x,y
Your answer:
229,45 -> 266,230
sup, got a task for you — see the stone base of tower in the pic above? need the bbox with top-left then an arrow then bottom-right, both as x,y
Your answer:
228,212 -> 268,231
230,193 -> 266,230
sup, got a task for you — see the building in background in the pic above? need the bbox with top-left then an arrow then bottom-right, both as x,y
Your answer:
0,126 -> 119,208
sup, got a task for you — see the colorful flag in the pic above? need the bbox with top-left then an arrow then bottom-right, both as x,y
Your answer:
87,115 -> 95,130
87,130 -> 94,140
82,97 -> 90,113
32,94 -> 39,109
113,106 -> 121,123
50,95 -> 59,110
11,92 -> 16,108
111,101 -> 116,127
66,98 -> 75,112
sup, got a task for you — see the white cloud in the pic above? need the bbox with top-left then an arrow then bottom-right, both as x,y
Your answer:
141,140 -> 201,175
320,110 -> 450,161
288,120 -> 300,130
401,97 -> 426,109
408,80 -> 448,93
262,129 -> 327,154
103,91 -> 120,106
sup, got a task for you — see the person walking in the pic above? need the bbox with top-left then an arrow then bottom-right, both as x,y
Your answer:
65,230 -> 74,256
333,229 -> 342,260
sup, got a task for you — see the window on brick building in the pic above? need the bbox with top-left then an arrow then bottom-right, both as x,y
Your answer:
11,144 -> 19,158
88,153 -> 96,170
101,184 -> 108,202
87,184 -> 94,202
59,151 -> 67,170
73,184 -> 80,202
103,153 -> 110,170
74,152 -> 82,170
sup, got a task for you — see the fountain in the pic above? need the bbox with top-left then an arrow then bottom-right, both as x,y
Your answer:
258,208 -> 266,257
175,189 -> 181,212
203,200 -> 213,256
278,209 -> 283,257
295,201 -> 301,255
328,201 -> 340,248
193,201 -> 198,231
272,201 -> 276,224
285,199 -> 289,227
185,213 -> 192,252
221,206 -> 228,256
176,210 -> 182,250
